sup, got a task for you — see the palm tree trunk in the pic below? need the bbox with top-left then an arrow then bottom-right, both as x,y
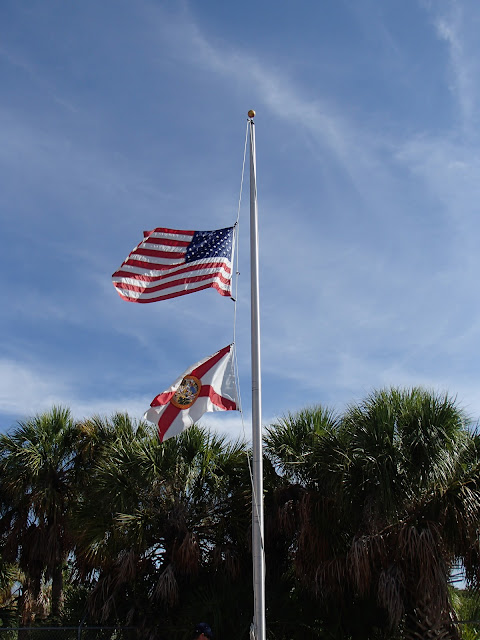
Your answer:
51,564 -> 64,618
18,579 -> 34,640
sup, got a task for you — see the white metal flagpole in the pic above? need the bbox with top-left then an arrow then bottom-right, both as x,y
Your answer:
247,109 -> 266,640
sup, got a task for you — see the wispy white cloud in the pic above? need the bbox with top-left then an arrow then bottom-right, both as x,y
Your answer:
0,357 -> 151,425
0,108 -> 170,220
0,356 -> 256,443
148,5 -> 377,175
432,0 -> 479,132
144,3 -> 480,416
0,359 -> 69,418
4,0 -> 480,437
0,43 -> 79,114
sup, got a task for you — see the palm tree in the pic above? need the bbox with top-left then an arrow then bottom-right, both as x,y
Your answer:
261,406 -> 342,640
73,416 -> 252,637
264,388 -> 480,640
0,406 -> 80,624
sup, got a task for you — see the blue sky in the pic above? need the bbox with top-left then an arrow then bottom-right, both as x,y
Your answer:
2,0 -> 480,440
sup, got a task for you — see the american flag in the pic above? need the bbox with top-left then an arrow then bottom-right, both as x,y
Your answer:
112,226 -> 234,303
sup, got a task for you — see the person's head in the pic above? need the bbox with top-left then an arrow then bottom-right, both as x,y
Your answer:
193,623 -> 213,640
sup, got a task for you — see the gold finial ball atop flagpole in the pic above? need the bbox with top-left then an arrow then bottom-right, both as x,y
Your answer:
248,109 -> 256,118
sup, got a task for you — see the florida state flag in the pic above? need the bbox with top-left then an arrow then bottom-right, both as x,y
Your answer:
144,345 -> 238,442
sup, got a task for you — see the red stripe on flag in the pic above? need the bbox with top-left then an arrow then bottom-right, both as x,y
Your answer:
151,390 -> 176,407
115,260 -> 179,272
144,228 -> 195,238
113,270 -> 231,294
158,403 -> 181,442
142,237 -> 191,248
191,345 -> 232,379
114,281 -> 231,303
132,247 -> 186,260
114,261 -> 232,280
198,385 -> 237,410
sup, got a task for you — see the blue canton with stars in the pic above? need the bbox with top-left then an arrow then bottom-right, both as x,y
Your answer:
185,227 -> 233,262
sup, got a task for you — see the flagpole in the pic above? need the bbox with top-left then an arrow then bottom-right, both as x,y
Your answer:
248,110 -> 266,640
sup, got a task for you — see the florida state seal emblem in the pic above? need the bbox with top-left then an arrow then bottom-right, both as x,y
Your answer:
170,375 -> 202,409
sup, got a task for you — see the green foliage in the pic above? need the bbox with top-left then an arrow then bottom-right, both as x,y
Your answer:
0,407 -> 80,623
264,388 -> 480,640
73,420 -> 252,634
0,391 -> 479,640
450,587 -> 480,640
